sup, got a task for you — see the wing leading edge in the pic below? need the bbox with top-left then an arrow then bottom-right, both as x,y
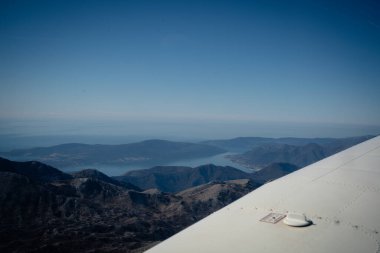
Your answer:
146,136 -> 380,253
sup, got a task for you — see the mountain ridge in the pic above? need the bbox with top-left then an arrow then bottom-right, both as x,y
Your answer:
0,157 -> 73,182
0,140 -> 225,169
114,162 -> 301,193
202,135 -> 374,152
0,157 -> 262,253
227,142 -> 326,169
115,164 -> 251,193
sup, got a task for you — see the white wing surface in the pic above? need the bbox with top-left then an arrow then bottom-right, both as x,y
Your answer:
146,136 -> 380,253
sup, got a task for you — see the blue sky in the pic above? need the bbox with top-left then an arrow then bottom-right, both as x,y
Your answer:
0,0 -> 379,140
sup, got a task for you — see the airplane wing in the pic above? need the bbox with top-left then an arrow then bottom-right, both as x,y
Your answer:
146,136 -> 380,253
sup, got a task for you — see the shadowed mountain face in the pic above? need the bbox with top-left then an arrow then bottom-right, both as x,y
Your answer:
227,143 -> 326,169
0,140 -> 225,168
0,157 -> 72,182
72,169 -> 141,191
251,163 -> 299,184
114,163 -> 300,193
0,157 -> 261,253
224,136 -> 373,170
115,164 -> 250,193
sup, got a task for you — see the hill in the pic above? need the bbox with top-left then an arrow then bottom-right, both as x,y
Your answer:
251,163 -> 299,183
227,143 -> 326,169
71,169 -> 141,191
1,140 -> 225,169
224,136 -> 373,169
115,164 -> 250,193
114,162 -> 301,193
202,135 -> 374,152
0,157 -> 72,182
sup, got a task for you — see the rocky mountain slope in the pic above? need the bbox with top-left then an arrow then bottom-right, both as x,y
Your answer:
72,168 -> 141,191
0,157 -> 260,253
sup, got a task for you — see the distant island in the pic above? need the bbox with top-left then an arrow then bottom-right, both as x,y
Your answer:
1,135 -> 373,174
0,139 -> 225,170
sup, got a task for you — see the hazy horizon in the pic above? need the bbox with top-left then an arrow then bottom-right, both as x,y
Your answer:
0,118 -> 379,152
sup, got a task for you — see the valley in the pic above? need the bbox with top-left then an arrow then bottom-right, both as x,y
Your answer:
0,135 -> 374,252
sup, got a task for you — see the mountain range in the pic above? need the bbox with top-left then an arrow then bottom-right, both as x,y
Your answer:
0,140 -> 225,169
202,135 -> 374,152
1,136 -> 372,174
0,157 -> 264,253
227,143 -> 326,169
221,136 -> 373,169
0,135 -> 374,252
114,162 -> 301,193
116,164 -> 251,192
